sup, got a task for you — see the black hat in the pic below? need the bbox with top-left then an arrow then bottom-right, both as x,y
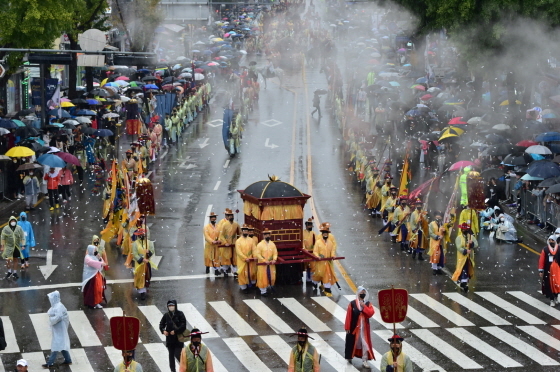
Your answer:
388,334 -> 404,342
167,300 -> 176,307
292,327 -> 315,339
188,328 -> 209,338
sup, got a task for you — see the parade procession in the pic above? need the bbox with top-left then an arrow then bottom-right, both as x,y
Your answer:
4,0 -> 560,371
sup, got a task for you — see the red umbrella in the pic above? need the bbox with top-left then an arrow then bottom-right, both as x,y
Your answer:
194,68 -> 204,73
448,117 -> 467,125
420,94 -> 433,101
115,76 -> 130,81
516,140 -> 538,147
414,85 -> 426,91
449,160 -> 475,171
409,177 -> 440,200
54,152 -> 80,166
162,84 -> 174,91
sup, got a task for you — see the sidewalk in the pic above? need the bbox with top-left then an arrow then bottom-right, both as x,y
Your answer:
503,203 -> 548,249
0,195 -> 44,228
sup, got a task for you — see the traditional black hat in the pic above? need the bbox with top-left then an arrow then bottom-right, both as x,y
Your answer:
292,327 -> 315,339
388,334 -> 404,342
188,328 -> 209,338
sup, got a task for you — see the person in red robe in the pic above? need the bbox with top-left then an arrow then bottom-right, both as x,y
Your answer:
345,286 -> 375,369
539,235 -> 560,307
82,244 -> 107,309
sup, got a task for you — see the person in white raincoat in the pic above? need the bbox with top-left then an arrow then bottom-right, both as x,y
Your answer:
42,291 -> 72,368
495,213 -> 518,243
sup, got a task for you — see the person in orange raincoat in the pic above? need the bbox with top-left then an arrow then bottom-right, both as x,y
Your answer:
344,286 -> 375,369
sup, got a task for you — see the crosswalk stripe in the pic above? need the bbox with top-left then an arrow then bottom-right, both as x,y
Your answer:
517,325 -> 560,351
21,351 -> 46,368
476,292 -> 546,324
144,343 -> 172,372
343,295 -> 403,329
223,337 -> 272,372
507,291 -> 560,321
445,328 -> 522,368
312,296 -> 347,323
68,311 -> 102,347
0,316 -> 19,353
104,346 -> 124,367
410,294 -> 475,327
261,335 -> 293,364
481,326 -> 559,366
102,307 -> 142,342
138,305 -> 166,341
374,330 -> 447,372
207,347 -> 229,372
29,313 -> 51,350
444,293 -> 512,325
410,329 -> 483,369
277,298 -> 331,332
335,332 -> 382,371
0,358 -> 5,372
69,348 -> 95,372
308,333 -> 359,371
178,303 -> 220,338
209,301 -> 258,336
405,305 -> 440,328
244,299 -> 294,334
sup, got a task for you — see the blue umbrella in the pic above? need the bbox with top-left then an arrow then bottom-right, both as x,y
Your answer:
485,133 -> 507,144
47,109 -> 71,118
527,160 -> 560,179
0,119 -> 17,129
405,109 -> 422,117
535,132 -> 560,142
94,129 -> 114,137
87,99 -> 100,105
75,109 -> 96,116
144,84 -> 159,90
37,153 -> 66,168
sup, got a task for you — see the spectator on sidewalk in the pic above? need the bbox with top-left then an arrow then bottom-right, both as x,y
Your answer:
44,168 -> 61,210
16,359 -> 29,371
58,166 -> 74,203
23,170 -> 40,210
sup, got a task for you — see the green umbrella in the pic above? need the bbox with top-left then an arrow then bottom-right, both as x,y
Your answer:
12,120 -> 25,127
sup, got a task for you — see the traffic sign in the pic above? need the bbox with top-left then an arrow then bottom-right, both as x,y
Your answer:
0,64 -> 6,78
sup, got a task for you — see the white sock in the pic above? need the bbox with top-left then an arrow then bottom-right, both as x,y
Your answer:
240,284 -> 247,290
8,269 -> 12,273
431,263 -> 438,270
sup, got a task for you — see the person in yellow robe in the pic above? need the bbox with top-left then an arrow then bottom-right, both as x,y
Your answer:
236,225 -> 256,293
458,206 -> 479,235
312,223 -> 337,296
288,328 -> 320,372
203,212 -> 220,275
217,208 -> 240,277
247,226 -> 258,283
391,197 -> 411,251
121,150 -> 137,180
365,166 -> 382,216
379,335 -> 413,372
380,174 -> 394,222
409,199 -> 428,260
302,218 -> 316,283
427,211 -> 446,276
256,229 -> 277,297
452,223 -> 478,293
113,350 -> 143,372
132,229 -> 157,300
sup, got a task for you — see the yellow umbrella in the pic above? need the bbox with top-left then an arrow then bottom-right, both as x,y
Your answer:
101,78 -> 108,86
61,101 -> 75,107
500,99 -> 522,106
212,38 -> 224,42
5,146 -> 35,158
438,126 -> 465,141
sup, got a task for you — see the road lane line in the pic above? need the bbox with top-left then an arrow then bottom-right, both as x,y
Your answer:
209,301 -> 258,336
518,242 -> 539,255
223,159 -> 230,168
289,89 -> 297,185
334,332 -> 382,370
261,335 -> 293,364
138,305 -> 166,341
29,313 -> 51,350
410,329 -> 482,369
160,149 -> 168,160
102,307 -> 142,343
277,298 -> 331,332
443,292 -> 512,325
410,294 -> 475,326
68,311 -> 102,347
476,292 -> 546,324
481,326 -> 559,366
243,299 -> 293,334
446,328 -> 522,368
178,303 -> 220,338
518,325 -> 560,351
506,290 -> 560,321
375,330 -> 447,372
343,295 -> 404,329
69,348 -> 95,372
144,343 -> 174,371
0,316 -> 19,353
308,333 -> 359,371
213,180 -> 221,190
223,337 -> 272,372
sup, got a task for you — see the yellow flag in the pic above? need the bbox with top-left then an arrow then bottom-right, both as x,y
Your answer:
398,157 -> 411,196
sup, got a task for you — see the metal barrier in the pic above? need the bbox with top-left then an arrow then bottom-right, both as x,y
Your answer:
521,189 -> 560,230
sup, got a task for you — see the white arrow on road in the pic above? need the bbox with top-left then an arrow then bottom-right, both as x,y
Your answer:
208,119 -> 223,127
39,250 -> 58,280
265,138 -> 279,149
199,138 -> 210,148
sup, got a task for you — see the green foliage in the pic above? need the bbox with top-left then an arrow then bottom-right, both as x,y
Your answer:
112,0 -> 164,52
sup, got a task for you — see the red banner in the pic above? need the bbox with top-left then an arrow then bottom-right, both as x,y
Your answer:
110,316 -> 140,351
378,288 -> 408,323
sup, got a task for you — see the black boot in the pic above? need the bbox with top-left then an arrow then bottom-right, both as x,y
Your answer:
400,243 -> 405,251
418,253 -> 425,261
436,269 -> 444,275
205,267 -> 210,274
391,236 -> 397,243
433,270 -> 437,276
412,252 -> 416,259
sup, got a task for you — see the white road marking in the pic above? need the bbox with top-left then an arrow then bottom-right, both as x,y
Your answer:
146,171 -> 152,178
406,305 -> 440,328
138,305 -> 166,341
506,291 -> 560,321
159,149 -> 168,159
0,316 -> 19,353
0,357 -> 4,372
410,294 -> 475,326
481,326 -> 559,366
277,298 -> 331,332
178,303 -> 220,338
264,138 -> 279,149
260,335 -> 293,364
102,307 -> 142,343
518,325 -> 560,351
104,346 -> 124,367
29,313 -> 51,350
410,329 -> 483,369
223,159 -> 230,168
244,299 -> 294,334
308,333 -> 359,371
444,292 -> 511,325
223,337 -> 272,372
312,296 -> 347,323
343,295 -> 404,329
446,328 -> 522,368
69,348 -> 95,372
213,180 -> 221,190
209,301 -> 258,336
68,311 -> 102,347
375,329 -> 447,372
21,352 -> 46,368
143,343 -> 173,371
335,332 -> 382,370
476,292 -> 546,324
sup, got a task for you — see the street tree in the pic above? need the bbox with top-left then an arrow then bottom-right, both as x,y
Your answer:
111,0 -> 164,52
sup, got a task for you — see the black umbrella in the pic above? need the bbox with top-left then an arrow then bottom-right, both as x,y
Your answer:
419,131 -> 441,141
546,184 -> 560,194
484,144 -> 516,156
538,177 -> 560,187
142,76 -> 158,82
502,153 -> 532,166
314,89 -> 328,95
89,88 -> 110,97
481,168 -> 505,180
82,127 -> 96,135
71,98 -> 88,105
127,86 -> 143,92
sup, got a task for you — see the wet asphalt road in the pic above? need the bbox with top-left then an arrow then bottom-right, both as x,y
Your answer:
0,60 -> 558,371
